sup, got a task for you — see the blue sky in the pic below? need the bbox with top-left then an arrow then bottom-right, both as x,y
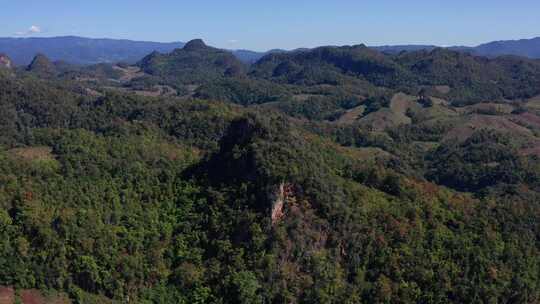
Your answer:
2,0 -> 539,51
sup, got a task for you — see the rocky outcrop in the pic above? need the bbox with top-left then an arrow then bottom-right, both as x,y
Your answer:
0,54 -> 12,69
271,182 -> 296,225
0,287 -> 71,304
0,286 -> 15,304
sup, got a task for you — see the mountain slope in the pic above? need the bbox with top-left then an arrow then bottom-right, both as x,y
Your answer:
137,39 -> 246,85
372,37 -> 540,59
473,37 -> 540,58
2,37 -> 540,303
249,45 -> 540,103
2,36 -> 540,68
0,36 -> 268,66
0,36 -> 185,65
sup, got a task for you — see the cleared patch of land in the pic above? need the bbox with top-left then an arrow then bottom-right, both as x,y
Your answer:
336,105 -> 365,124
434,85 -> 451,94
389,92 -> 419,115
526,95 -> 540,110
359,108 -> 411,131
356,93 -> 421,130
443,115 -> 534,143
112,65 -> 145,82
8,146 -> 54,162
459,103 -> 515,115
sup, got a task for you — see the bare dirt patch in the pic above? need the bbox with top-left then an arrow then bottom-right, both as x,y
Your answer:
102,85 -> 177,98
292,94 -> 320,102
8,147 -> 54,162
510,112 -> 540,131
19,289 -> 71,304
390,92 -> 419,115
430,97 -> 449,106
443,115 -> 534,142
112,65 -> 145,82
356,92 -> 421,130
434,85 -> 451,94
336,105 -> 365,124
525,95 -> 540,111
133,85 -> 177,97
359,108 -> 411,131
85,87 -> 103,97
461,103 -> 514,115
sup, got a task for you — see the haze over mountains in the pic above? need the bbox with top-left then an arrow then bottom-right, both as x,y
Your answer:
1,35 -> 540,66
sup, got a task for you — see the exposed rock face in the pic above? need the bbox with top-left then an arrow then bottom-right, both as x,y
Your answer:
0,286 -> 15,304
271,182 -> 296,225
0,54 -> 12,69
0,286 -> 71,304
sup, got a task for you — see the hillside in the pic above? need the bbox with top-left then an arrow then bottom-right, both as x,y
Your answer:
373,37 -> 540,59
0,36 -> 267,66
1,40 -> 540,303
2,36 -> 540,68
137,39 -> 246,86
472,37 -> 540,58
0,36 -> 185,65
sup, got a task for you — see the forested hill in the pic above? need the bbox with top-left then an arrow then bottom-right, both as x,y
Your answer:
0,36 -> 264,65
1,36 -> 540,67
0,39 -> 540,303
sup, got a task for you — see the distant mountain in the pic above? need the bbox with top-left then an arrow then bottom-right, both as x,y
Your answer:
471,37 -> 540,58
371,37 -> 540,59
250,44 -> 410,87
0,36 -> 185,65
2,36 -> 540,67
138,39 -> 246,85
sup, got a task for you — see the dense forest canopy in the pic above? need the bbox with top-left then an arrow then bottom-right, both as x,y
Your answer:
0,40 -> 540,303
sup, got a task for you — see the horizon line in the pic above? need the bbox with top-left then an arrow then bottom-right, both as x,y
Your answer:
1,34 -> 539,53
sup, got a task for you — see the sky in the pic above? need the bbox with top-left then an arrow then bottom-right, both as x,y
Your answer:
2,0 -> 540,51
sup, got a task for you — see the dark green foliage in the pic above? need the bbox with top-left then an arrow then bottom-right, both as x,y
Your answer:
251,46 -> 540,105
195,78 -> 291,106
1,44 -> 540,304
362,95 -> 391,115
251,45 -> 413,87
427,130 -> 525,192
276,95 -> 360,121
137,39 -> 246,86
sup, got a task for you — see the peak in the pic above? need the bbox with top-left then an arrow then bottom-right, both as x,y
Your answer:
183,39 -> 208,51
27,53 -> 54,73
32,53 -> 51,61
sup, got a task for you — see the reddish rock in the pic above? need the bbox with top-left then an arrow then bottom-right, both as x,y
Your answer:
0,286 -> 15,304
20,289 -> 46,304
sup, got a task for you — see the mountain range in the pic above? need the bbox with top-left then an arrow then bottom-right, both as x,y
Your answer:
1,36 -> 540,66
